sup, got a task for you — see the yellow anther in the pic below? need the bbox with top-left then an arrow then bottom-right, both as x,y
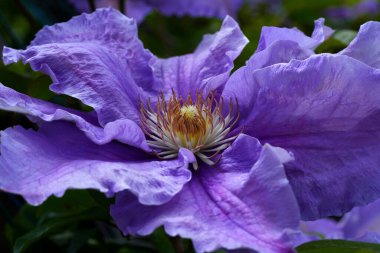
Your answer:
139,90 -> 239,169
180,105 -> 198,119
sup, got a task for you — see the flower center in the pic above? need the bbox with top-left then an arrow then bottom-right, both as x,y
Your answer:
180,105 -> 198,119
140,91 -> 239,170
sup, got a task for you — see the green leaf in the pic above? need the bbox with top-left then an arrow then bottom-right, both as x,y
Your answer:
151,228 -> 176,253
9,190 -> 110,253
297,240 -> 380,253
65,229 -> 96,253
13,207 -> 104,253
333,30 -> 358,46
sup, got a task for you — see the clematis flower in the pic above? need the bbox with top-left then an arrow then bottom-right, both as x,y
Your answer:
292,198 -> 380,246
3,7 -> 380,253
110,19 -> 380,250
0,8 -> 301,253
69,0 -> 244,22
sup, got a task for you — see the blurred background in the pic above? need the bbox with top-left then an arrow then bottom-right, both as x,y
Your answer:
0,0 -> 379,252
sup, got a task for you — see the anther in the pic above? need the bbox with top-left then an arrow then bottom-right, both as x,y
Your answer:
139,90 -> 239,170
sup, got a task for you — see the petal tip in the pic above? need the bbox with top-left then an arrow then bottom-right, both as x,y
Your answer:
2,46 -> 21,65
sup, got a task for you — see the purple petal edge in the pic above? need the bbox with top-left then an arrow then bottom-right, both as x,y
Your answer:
0,122 -> 194,205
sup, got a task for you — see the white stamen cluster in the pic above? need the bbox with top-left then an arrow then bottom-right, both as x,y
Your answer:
140,91 -> 239,170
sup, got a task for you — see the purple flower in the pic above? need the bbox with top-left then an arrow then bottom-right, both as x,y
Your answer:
292,198 -> 380,246
69,0 -> 244,22
2,7 -> 380,253
0,8 -> 302,253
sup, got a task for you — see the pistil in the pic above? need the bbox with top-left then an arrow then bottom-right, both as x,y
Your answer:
140,90 -> 239,169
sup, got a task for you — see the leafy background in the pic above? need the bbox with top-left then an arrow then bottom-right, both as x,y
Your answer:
0,0 -> 380,252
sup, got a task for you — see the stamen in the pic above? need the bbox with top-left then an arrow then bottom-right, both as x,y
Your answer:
140,91 -> 239,170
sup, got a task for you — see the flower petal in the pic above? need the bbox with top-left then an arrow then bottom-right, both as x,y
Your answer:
293,198 -> 380,245
354,233 -> 380,244
225,54 -> 380,219
111,135 -> 299,253
0,83 -> 149,150
151,16 -> 248,98
339,21 -> 380,68
340,198 -> 380,240
256,18 -> 332,53
287,218 -> 344,247
0,122 -> 193,205
222,20 -> 333,120
3,8 -> 155,126
247,18 -> 333,70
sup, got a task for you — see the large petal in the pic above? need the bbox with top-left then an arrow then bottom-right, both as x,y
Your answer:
0,121 -> 193,205
256,18 -> 331,53
247,18 -> 333,71
111,135 -> 300,253
339,21 -> 380,69
224,54 -> 380,220
0,83 -> 149,150
151,16 -> 248,99
222,19 -> 332,119
3,8 -> 155,126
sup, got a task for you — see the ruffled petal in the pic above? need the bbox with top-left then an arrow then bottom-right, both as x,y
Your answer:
256,18 -> 332,53
151,16 -> 248,99
247,18 -> 333,70
225,54 -> 380,219
341,198 -> 380,240
111,135 -> 299,253
222,19 -> 333,120
0,83 -> 149,150
0,122 -> 193,205
3,8 -> 155,126
293,198 -> 380,246
339,21 -> 380,68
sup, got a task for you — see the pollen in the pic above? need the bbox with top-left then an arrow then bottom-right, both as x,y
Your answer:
180,105 -> 198,119
139,90 -> 239,170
